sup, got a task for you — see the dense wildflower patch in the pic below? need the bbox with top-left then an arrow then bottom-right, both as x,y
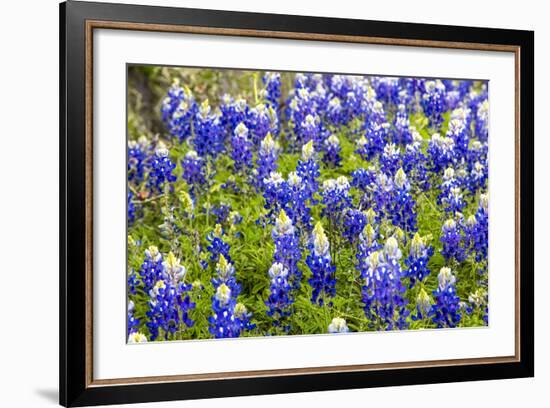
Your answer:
126,68 -> 489,342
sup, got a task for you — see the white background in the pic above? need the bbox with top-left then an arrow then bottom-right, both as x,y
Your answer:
0,0 -> 545,407
94,29 -> 515,379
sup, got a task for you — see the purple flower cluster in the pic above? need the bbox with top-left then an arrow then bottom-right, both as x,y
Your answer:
306,222 -> 336,305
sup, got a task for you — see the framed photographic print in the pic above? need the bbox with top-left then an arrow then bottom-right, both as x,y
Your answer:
59,1 -> 534,406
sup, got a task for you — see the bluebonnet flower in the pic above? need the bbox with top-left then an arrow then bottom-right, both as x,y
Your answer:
323,134 -> 342,168
127,300 -> 140,335
343,208 -> 368,244
162,252 -> 188,285
231,122 -> 253,172
321,176 -> 351,225
360,237 -> 409,330
146,253 -> 194,341
371,172 -> 394,217
209,254 -> 254,338
285,172 -> 312,228
446,116 -> 470,157
234,302 -> 256,333
138,246 -> 165,294
373,76 -> 401,108
392,104 -> 413,145
411,287 -> 433,321
181,150 -> 206,198
206,224 -> 231,262
445,90 -> 461,111
475,99 -> 489,142
262,171 -> 287,219
193,100 -> 225,158
128,136 -> 151,184
438,167 -> 466,214
329,74 -> 353,98
328,317 -> 349,333
380,143 -> 402,176
326,96 -> 345,125
287,87 -> 316,149
467,140 -> 488,168
465,194 -> 488,262
356,223 -> 381,272
128,191 -> 137,225
296,141 -> 320,199
440,218 -> 467,263
272,210 -> 302,290
262,72 -> 282,108
265,262 -> 293,330
468,161 -> 488,193
250,103 -> 279,146
128,332 -> 148,343
405,233 -> 433,287
431,267 -> 462,328
421,80 -> 447,129
161,81 -> 197,142
208,283 -> 240,338
443,79 -> 473,99
389,168 -> 417,233
300,113 -> 323,146
356,122 -> 389,161
365,100 -> 387,127
211,203 -> 231,224
128,265 -> 139,295
307,222 -> 336,305
148,146 -> 176,193
220,96 -> 251,133
427,133 -> 456,174
467,288 -> 488,324
402,130 -> 430,190
255,133 -> 279,190
351,167 -> 377,192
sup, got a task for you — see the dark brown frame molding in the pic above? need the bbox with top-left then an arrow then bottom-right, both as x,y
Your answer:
61,1 -> 534,406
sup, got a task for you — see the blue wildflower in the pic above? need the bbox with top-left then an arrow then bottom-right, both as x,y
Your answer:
380,143 -> 402,176
127,300 -> 140,335
321,176 -> 351,226
431,267 -> 462,328
323,134 -> 342,168
421,80 -> 447,129
405,233 -> 433,287
206,224 -> 231,262
427,133 -> 456,174
231,122 -> 253,172
255,133 -> 279,190
440,218 -> 467,263
360,237 -> 409,330
475,99 -> 489,142
161,81 -> 197,142
328,317 -> 349,333
272,210 -> 302,290
148,146 -> 176,193
296,140 -> 320,199
181,150 -> 206,198
146,253 -> 194,340
193,100 -> 225,158
128,136 -> 151,185
307,222 -> 336,305
262,72 -> 282,108
265,262 -> 293,331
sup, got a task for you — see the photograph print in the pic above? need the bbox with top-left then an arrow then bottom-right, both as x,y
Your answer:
126,65 -> 489,343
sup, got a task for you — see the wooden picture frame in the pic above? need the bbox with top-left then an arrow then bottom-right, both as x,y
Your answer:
60,1 -> 534,406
